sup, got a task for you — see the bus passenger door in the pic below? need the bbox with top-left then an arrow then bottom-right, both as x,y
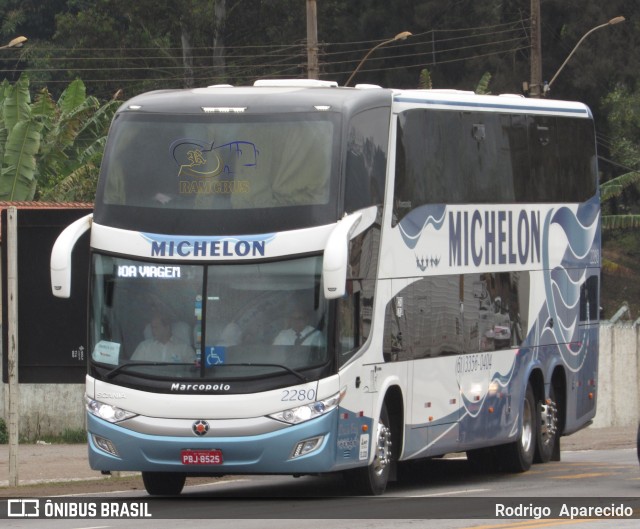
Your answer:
386,276 -> 461,459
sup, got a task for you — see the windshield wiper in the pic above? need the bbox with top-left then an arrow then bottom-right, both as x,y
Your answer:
105,361 -> 194,380
103,361 -> 308,383
209,363 -> 308,383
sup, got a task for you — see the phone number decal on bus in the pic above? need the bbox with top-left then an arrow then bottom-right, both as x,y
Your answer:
456,353 -> 493,374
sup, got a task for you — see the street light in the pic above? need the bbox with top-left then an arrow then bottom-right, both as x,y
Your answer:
545,16 -> 624,94
0,36 -> 27,50
344,31 -> 412,87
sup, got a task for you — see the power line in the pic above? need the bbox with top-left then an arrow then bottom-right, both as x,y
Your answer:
13,15 -> 533,97
20,24 -> 527,64
13,30 -> 527,77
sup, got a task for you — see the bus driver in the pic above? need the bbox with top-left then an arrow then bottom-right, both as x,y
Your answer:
273,303 -> 324,347
131,312 -> 195,363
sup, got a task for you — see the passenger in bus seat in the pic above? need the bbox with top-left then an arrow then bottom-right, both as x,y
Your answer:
132,313 -> 195,363
273,305 -> 324,347
217,322 -> 242,345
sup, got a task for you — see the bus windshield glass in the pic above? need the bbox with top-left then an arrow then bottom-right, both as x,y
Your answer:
98,112 -> 337,210
89,254 -> 330,381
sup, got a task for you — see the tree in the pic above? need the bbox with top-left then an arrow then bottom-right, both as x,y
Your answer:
0,73 -> 118,202
600,85 -> 640,230
49,1 -> 245,97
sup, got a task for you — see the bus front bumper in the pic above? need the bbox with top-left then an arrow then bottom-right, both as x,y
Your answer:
87,410 -> 340,475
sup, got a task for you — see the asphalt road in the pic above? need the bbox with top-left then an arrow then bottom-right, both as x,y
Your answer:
1,446 -> 638,528
0,425 -> 638,527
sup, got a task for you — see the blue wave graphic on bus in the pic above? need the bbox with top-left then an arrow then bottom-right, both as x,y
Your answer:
459,362 -> 517,418
551,204 -> 599,263
397,204 -> 446,249
539,200 -> 599,372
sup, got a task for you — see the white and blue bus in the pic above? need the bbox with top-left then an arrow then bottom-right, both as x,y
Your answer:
51,80 -> 600,496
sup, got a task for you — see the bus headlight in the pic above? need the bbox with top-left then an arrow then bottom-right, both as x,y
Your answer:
86,396 -> 137,423
269,390 -> 344,425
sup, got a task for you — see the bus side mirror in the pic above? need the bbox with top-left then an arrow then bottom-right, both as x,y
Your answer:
322,206 -> 377,299
50,213 -> 93,298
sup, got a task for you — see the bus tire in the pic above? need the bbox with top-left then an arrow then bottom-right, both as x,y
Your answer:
534,385 -> 559,463
142,472 -> 186,496
501,382 -> 536,472
344,403 -> 393,495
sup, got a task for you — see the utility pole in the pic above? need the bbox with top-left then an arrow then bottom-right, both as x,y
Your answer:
8,207 -> 19,487
529,0 -> 543,98
306,0 -> 319,79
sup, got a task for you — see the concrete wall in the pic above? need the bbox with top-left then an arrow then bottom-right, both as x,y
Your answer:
1,323 -> 639,439
1,384 -> 85,439
593,323 -> 640,428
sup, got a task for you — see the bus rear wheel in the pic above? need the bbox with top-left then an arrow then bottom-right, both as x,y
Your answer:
535,386 -> 559,463
142,472 -> 186,496
500,382 -> 536,472
344,404 -> 393,495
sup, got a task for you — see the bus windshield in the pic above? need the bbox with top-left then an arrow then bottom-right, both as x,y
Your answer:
89,254 -> 330,382
98,112 -> 337,211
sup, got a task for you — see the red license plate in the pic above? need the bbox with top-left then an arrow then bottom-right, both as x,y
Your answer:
181,449 -> 223,465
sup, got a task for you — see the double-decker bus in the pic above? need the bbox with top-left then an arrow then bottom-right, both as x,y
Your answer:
51,80 -> 600,496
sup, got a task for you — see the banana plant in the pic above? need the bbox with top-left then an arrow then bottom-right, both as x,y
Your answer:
0,75 -> 42,200
0,74 -> 119,202
601,170 -> 640,230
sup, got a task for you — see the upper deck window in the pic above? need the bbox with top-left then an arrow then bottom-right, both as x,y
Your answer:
393,109 -> 597,224
98,112 -> 337,211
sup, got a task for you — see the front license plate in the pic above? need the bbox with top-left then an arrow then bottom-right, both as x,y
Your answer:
181,449 -> 223,465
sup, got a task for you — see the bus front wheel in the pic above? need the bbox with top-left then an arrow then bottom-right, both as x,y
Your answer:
344,404 -> 393,495
142,472 -> 186,496
501,382 -> 536,472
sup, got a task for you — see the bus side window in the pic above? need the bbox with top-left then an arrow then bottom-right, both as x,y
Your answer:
345,108 -> 389,212
337,289 -> 360,368
383,294 -> 410,362
580,275 -> 599,323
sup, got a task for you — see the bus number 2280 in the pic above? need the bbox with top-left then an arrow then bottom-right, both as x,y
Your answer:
281,389 -> 316,402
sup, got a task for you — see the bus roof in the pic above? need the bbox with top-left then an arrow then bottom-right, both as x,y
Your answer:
117,83 -> 393,116
116,80 -> 591,119
392,88 -> 592,117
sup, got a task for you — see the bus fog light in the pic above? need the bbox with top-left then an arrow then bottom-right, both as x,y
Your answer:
92,434 -> 119,456
291,436 -> 324,458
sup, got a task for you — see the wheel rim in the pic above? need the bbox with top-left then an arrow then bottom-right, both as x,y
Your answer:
373,421 -> 392,477
521,395 -> 533,453
539,399 -> 558,447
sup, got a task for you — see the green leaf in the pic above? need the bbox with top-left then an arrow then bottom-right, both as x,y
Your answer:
418,68 -> 432,89
475,72 -> 492,95
74,99 -> 119,149
3,74 -> 31,132
0,78 -> 11,123
58,79 -> 87,115
601,171 -> 640,201
0,119 -> 43,201
601,214 -> 640,230
31,88 -> 57,121
40,159 -> 100,202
